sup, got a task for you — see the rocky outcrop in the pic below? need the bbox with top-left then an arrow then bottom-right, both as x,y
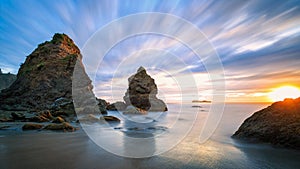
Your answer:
0,69 -> 16,91
0,33 -> 107,118
123,66 -> 167,112
22,123 -> 44,130
0,33 -> 82,112
232,97 -> 300,150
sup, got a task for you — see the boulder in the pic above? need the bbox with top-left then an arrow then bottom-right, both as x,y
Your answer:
22,123 -> 44,130
44,122 -> 76,132
232,97 -> 300,149
123,66 -> 167,112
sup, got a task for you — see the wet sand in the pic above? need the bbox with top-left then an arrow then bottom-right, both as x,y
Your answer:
1,103 -> 300,169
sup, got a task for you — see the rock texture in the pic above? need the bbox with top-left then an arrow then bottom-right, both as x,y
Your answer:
123,66 -> 167,112
232,97 -> 300,149
44,122 -> 76,132
0,69 -> 16,91
22,123 -> 44,130
0,33 -> 106,118
0,33 -> 82,112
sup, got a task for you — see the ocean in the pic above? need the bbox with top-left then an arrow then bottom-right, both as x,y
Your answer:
1,103 -> 300,169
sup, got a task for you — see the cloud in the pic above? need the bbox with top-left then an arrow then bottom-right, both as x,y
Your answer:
1,0 -> 299,102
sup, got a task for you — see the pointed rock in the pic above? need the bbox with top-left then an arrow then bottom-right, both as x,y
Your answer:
0,33 -> 93,114
123,67 -> 167,112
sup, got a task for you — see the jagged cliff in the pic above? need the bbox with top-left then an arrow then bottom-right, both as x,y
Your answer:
0,33 -> 92,112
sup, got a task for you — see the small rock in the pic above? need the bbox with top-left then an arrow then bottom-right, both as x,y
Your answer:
100,116 -> 120,122
22,123 -> 44,130
11,112 -> 25,120
51,111 -> 69,117
123,106 -> 147,114
0,125 -> 10,130
128,127 -> 140,131
106,102 -> 127,111
39,110 -> 53,119
192,105 -> 202,108
0,117 -> 13,122
78,114 -> 99,123
28,115 -> 50,122
52,116 -> 65,123
99,106 -> 108,114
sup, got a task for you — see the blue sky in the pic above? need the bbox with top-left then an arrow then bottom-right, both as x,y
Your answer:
1,0 -> 300,102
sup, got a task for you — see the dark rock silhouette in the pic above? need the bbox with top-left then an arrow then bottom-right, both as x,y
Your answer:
106,101 -> 127,111
0,69 -> 16,91
123,66 -> 167,112
233,97 -> 300,150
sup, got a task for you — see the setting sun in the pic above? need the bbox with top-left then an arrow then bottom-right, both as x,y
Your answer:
268,86 -> 300,102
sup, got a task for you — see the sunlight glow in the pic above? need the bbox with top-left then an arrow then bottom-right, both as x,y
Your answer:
268,86 -> 300,102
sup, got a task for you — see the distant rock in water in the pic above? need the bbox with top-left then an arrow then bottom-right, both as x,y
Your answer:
0,69 -> 16,91
123,66 -> 167,112
0,33 -> 100,115
232,97 -> 300,150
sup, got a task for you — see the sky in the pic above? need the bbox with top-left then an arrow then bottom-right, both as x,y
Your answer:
1,0 -> 300,103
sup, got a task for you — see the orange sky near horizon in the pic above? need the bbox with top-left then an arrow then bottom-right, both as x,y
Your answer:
225,85 -> 300,103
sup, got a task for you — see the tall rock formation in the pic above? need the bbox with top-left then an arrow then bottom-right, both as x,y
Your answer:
123,66 -> 167,112
0,69 -> 16,91
0,33 -> 93,113
232,97 -> 300,149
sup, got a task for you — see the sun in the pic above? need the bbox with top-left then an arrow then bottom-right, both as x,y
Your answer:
268,86 -> 300,102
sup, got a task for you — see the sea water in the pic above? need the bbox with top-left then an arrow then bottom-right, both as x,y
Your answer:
1,103 -> 300,169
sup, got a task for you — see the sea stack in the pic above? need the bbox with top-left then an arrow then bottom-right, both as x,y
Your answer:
232,97 -> 300,150
123,66 -> 167,112
0,33 -> 95,115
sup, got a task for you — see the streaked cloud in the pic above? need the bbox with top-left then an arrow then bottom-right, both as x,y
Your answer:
0,0 -> 299,102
